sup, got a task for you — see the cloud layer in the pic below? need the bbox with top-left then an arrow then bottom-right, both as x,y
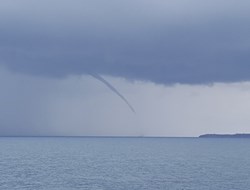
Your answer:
0,0 -> 250,84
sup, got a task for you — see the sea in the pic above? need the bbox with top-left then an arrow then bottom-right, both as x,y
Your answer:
0,137 -> 250,190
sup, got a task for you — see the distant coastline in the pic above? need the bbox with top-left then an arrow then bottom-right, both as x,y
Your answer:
199,134 -> 250,138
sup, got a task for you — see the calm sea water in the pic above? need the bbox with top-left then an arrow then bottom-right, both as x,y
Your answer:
0,137 -> 250,190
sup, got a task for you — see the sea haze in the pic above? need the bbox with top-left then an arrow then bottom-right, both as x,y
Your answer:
0,137 -> 250,190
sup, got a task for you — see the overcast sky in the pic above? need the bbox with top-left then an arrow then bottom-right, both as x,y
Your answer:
1,0 -> 250,136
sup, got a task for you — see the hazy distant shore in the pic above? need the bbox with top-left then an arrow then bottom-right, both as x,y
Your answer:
199,134 -> 250,138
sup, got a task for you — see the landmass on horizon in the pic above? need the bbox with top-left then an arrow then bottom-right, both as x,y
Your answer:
199,134 -> 250,138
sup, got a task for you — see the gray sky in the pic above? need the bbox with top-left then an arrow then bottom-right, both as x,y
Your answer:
1,0 -> 250,136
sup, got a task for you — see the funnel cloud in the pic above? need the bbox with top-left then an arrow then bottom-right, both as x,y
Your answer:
90,73 -> 135,113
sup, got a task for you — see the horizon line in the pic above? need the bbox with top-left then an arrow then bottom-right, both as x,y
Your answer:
0,135 -> 196,138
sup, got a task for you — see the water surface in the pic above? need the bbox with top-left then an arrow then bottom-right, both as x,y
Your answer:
0,137 -> 249,189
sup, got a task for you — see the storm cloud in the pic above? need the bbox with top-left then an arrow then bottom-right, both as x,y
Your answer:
1,0 -> 250,84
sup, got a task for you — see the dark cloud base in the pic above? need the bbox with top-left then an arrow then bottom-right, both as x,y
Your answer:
1,0 -> 250,85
